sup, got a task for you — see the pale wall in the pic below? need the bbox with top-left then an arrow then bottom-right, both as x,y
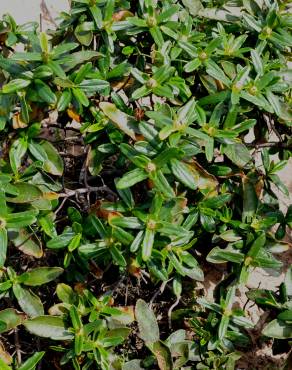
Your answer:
0,0 -> 69,29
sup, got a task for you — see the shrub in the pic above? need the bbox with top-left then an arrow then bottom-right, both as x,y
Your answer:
0,0 -> 291,369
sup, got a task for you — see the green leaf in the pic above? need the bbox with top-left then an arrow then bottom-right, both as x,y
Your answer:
116,168 -> 148,189
100,102 -> 137,140
205,137 -> 214,162
9,138 -> 27,175
278,310 -> 292,322
0,358 -> 11,370
0,308 -> 26,334
285,266 -> 292,297
103,328 -> 130,347
13,284 -> 44,318
202,194 -> 232,209
18,352 -> 45,370
19,267 -> 63,286
35,80 -> 57,105
207,247 -> 244,264
57,90 -> 72,111
132,86 -> 152,100
170,159 -> 197,190
112,226 -> 134,246
242,177 -> 258,222
247,233 -> 266,259
219,229 -> 241,242
153,85 -> 173,99
24,316 -> 73,340
39,32 -> 49,53
39,214 -> 57,238
47,61 -> 66,79
90,4 -> 103,28
6,210 -> 39,228
219,314 -> 230,340
205,59 -> 231,87
110,216 -> 143,229
74,22 -> 94,46
262,319 -> 292,339
129,231 -> 143,254
151,170 -> 175,198
153,148 -> 183,168
200,213 -> 216,233
168,251 -> 186,277
242,13 -> 262,32
6,183 -> 43,203
2,79 -> 31,94
110,245 -> 127,267
135,299 -> 160,344
40,141 -> 64,176
269,174 -> 289,197
79,79 -> 109,93
47,229 -> 75,249
142,228 -> 155,261
0,228 -> 7,268
56,283 -> 75,304
157,5 -> 179,23
59,50 -> 100,71
72,87 -> 89,107
68,233 -> 81,252
223,143 -> 252,168
233,119 -> 256,133
240,91 -> 271,112
251,50 -> 264,76
266,90 -> 282,117
51,42 -> 79,58
12,229 -> 43,258
150,26 -> 164,48
185,59 -> 201,73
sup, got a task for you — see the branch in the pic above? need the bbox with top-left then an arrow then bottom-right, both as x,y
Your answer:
246,142 -> 292,149
59,186 -> 117,199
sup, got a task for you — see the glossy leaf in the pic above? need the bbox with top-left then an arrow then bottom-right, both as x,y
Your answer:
100,102 -> 137,140
0,308 -> 26,334
24,316 -> 73,340
0,228 -> 7,268
263,319 -> 292,339
18,352 -> 45,370
13,284 -> 44,317
19,267 -> 64,286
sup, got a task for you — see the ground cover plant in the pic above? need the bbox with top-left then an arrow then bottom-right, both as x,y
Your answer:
0,0 -> 291,368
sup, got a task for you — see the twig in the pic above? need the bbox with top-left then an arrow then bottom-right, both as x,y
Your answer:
59,152 -> 85,158
79,145 -> 90,186
47,136 -> 82,143
14,328 -> 21,366
39,14 -> 42,32
168,296 -> 181,330
140,270 -> 150,284
149,280 -> 169,309
42,123 -> 81,133
246,142 -> 292,149
125,277 -> 129,306
59,186 -> 117,199
264,113 -> 282,142
55,197 -> 68,215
